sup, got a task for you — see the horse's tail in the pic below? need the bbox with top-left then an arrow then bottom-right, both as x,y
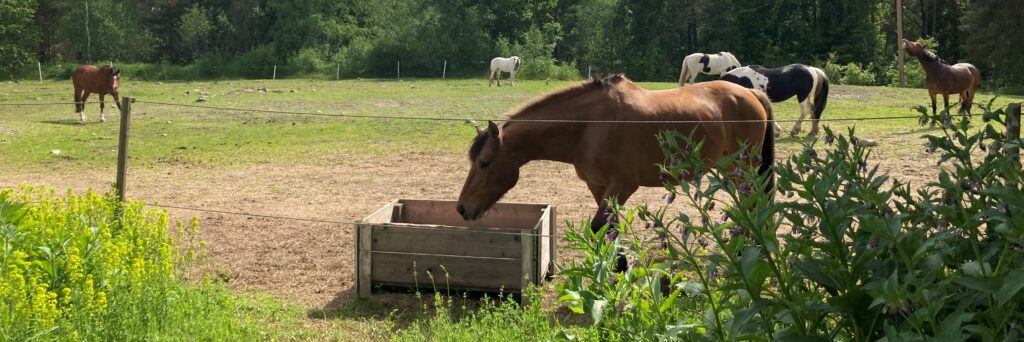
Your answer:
750,89 -> 775,194
678,58 -> 691,86
812,67 -> 829,121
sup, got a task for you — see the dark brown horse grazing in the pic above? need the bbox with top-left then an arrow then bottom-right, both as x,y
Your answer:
457,74 -> 775,230
72,65 -> 121,122
902,39 -> 981,118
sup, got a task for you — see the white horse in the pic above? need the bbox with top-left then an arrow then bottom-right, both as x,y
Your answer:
489,56 -> 521,87
678,52 -> 741,85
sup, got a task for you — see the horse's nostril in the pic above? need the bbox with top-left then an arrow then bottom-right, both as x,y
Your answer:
457,205 -> 466,216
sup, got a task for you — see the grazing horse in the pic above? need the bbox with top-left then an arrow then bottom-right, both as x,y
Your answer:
721,64 -> 829,136
457,74 -> 775,231
489,56 -> 522,87
902,39 -> 981,118
72,65 -> 121,122
678,52 -> 741,85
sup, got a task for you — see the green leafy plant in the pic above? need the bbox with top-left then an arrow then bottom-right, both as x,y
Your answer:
558,102 -> 1024,341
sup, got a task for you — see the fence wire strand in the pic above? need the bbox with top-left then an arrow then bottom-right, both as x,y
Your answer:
136,100 -> 924,124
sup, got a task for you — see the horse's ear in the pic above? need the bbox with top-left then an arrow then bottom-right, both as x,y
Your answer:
112,68 -> 120,76
474,125 -> 484,135
487,121 -> 499,137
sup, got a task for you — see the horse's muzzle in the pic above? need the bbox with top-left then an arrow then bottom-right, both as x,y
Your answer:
456,203 -> 480,221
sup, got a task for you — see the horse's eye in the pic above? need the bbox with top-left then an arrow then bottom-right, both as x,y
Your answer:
480,161 -> 491,168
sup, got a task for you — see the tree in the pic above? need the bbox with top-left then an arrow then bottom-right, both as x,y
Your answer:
0,0 -> 37,69
179,5 -> 214,59
961,0 -> 1024,85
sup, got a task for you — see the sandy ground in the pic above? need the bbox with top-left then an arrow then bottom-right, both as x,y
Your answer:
1,144 -> 939,310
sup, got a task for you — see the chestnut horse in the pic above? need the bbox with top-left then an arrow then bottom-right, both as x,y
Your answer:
72,65 -> 121,122
457,74 -> 775,230
902,39 -> 981,118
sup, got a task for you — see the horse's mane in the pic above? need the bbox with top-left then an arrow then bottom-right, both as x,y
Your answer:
505,75 -> 619,120
469,75 -> 625,161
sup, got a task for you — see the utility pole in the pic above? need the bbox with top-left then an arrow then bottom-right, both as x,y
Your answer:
896,0 -> 906,87
85,2 -> 92,64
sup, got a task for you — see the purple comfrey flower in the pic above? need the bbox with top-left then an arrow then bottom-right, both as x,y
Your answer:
610,274 -> 619,286
738,183 -> 753,196
770,277 -> 779,288
881,207 -> 894,219
918,116 -> 929,126
659,232 -> 669,250
664,192 -> 676,204
701,215 -> 710,227
937,221 -> 949,232
605,229 -> 619,242
698,239 -> 709,249
709,201 -> 716,210
988,145 -> 998,157
615,301 -> 627,313
851,137 -> 859,146
720,211 -> 730,223
824,134 -> 834,145
707,267 -> 719,280
980,143 -> 987,152
728,226 -> 744,238
680,226 -> 690,242
998,204 -> 1008,215
805,148 -> 818,158
659,171 -> 669,183
925,143 -> 936,154
787,256 -> 797,267
942,116 -> 953,127
858,161 -> 868,174
645,222 -> 653,229
866,240 -> 879,250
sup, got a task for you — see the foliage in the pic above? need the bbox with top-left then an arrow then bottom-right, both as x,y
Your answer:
178,5 -> 215,59
557,102 -> 1024,340
0,0 -> 37,70
822,53 -> 878,86
0,187 -> 262,340
392,289 -> 576,341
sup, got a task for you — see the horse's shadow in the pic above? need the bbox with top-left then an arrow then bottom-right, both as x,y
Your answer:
41,119 -> 94,126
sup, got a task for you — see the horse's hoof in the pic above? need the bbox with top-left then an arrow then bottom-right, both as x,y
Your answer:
100,117 -> 106,123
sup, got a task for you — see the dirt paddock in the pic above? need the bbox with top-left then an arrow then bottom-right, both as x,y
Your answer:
0,141 -> 942,310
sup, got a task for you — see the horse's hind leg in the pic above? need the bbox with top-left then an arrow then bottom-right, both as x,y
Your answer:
496,71 -> 502,87
792,100 -> 814,136
74,88 -> 84,121
960,91 -> 972,118
99,94 -> 107,123
79,92 -> 91,122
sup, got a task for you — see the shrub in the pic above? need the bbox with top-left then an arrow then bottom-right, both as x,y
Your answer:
290,47 -> 331,75
0,188 -> 259,340
840,62 -> 877,85
557,102 -> 1024,340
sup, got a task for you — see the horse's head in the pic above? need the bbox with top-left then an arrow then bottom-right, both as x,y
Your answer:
457,121 -> 521,221
103,66 -> 121,93
902,40 -> 928,58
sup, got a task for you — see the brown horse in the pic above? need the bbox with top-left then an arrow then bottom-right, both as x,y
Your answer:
457,74 -> 775,230
902,39 -> 981,118
72,65 -> 121,122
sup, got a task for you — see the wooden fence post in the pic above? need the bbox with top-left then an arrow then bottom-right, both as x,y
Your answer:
442,60 -> 447,80
397,61 -> 401,80
273,65 -> 277,80
1006,103 -> 1021,168
116,97 -> 132,202
37,62 -> 43,83
336,64 -> 340,81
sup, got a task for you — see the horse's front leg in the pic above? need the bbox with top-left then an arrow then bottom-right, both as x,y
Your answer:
496,71 -> 502,87
929,93 -> 938,126
99,94 -> 107,123
942,94 -> 952,126
509,71 -> 516,87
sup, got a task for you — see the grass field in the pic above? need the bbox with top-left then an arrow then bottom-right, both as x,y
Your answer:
1,77 -> 1022,339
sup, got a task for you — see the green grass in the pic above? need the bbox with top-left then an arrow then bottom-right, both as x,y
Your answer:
1,78 -> 1021,172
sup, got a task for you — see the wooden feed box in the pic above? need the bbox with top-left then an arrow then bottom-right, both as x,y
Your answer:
355,199 -> 555,297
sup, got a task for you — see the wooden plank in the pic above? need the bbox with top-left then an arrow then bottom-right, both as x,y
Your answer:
398,199 -> 546,230
360,200 -> 398,224
357,224 -> 373,297
371,225 -> 523,259
370,252 -> 523,290
540,206 -> 555,279
521,230 -> 535,289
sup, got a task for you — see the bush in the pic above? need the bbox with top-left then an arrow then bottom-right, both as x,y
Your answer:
557,102 -> 1024,340
0,188 -> 260,340
886,58 -> 928,88
290,47 -> 331,75
840,62 -> 876,86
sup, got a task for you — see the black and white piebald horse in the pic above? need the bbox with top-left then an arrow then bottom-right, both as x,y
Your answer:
678,52 -> 741,85
721,64 -> 829,136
